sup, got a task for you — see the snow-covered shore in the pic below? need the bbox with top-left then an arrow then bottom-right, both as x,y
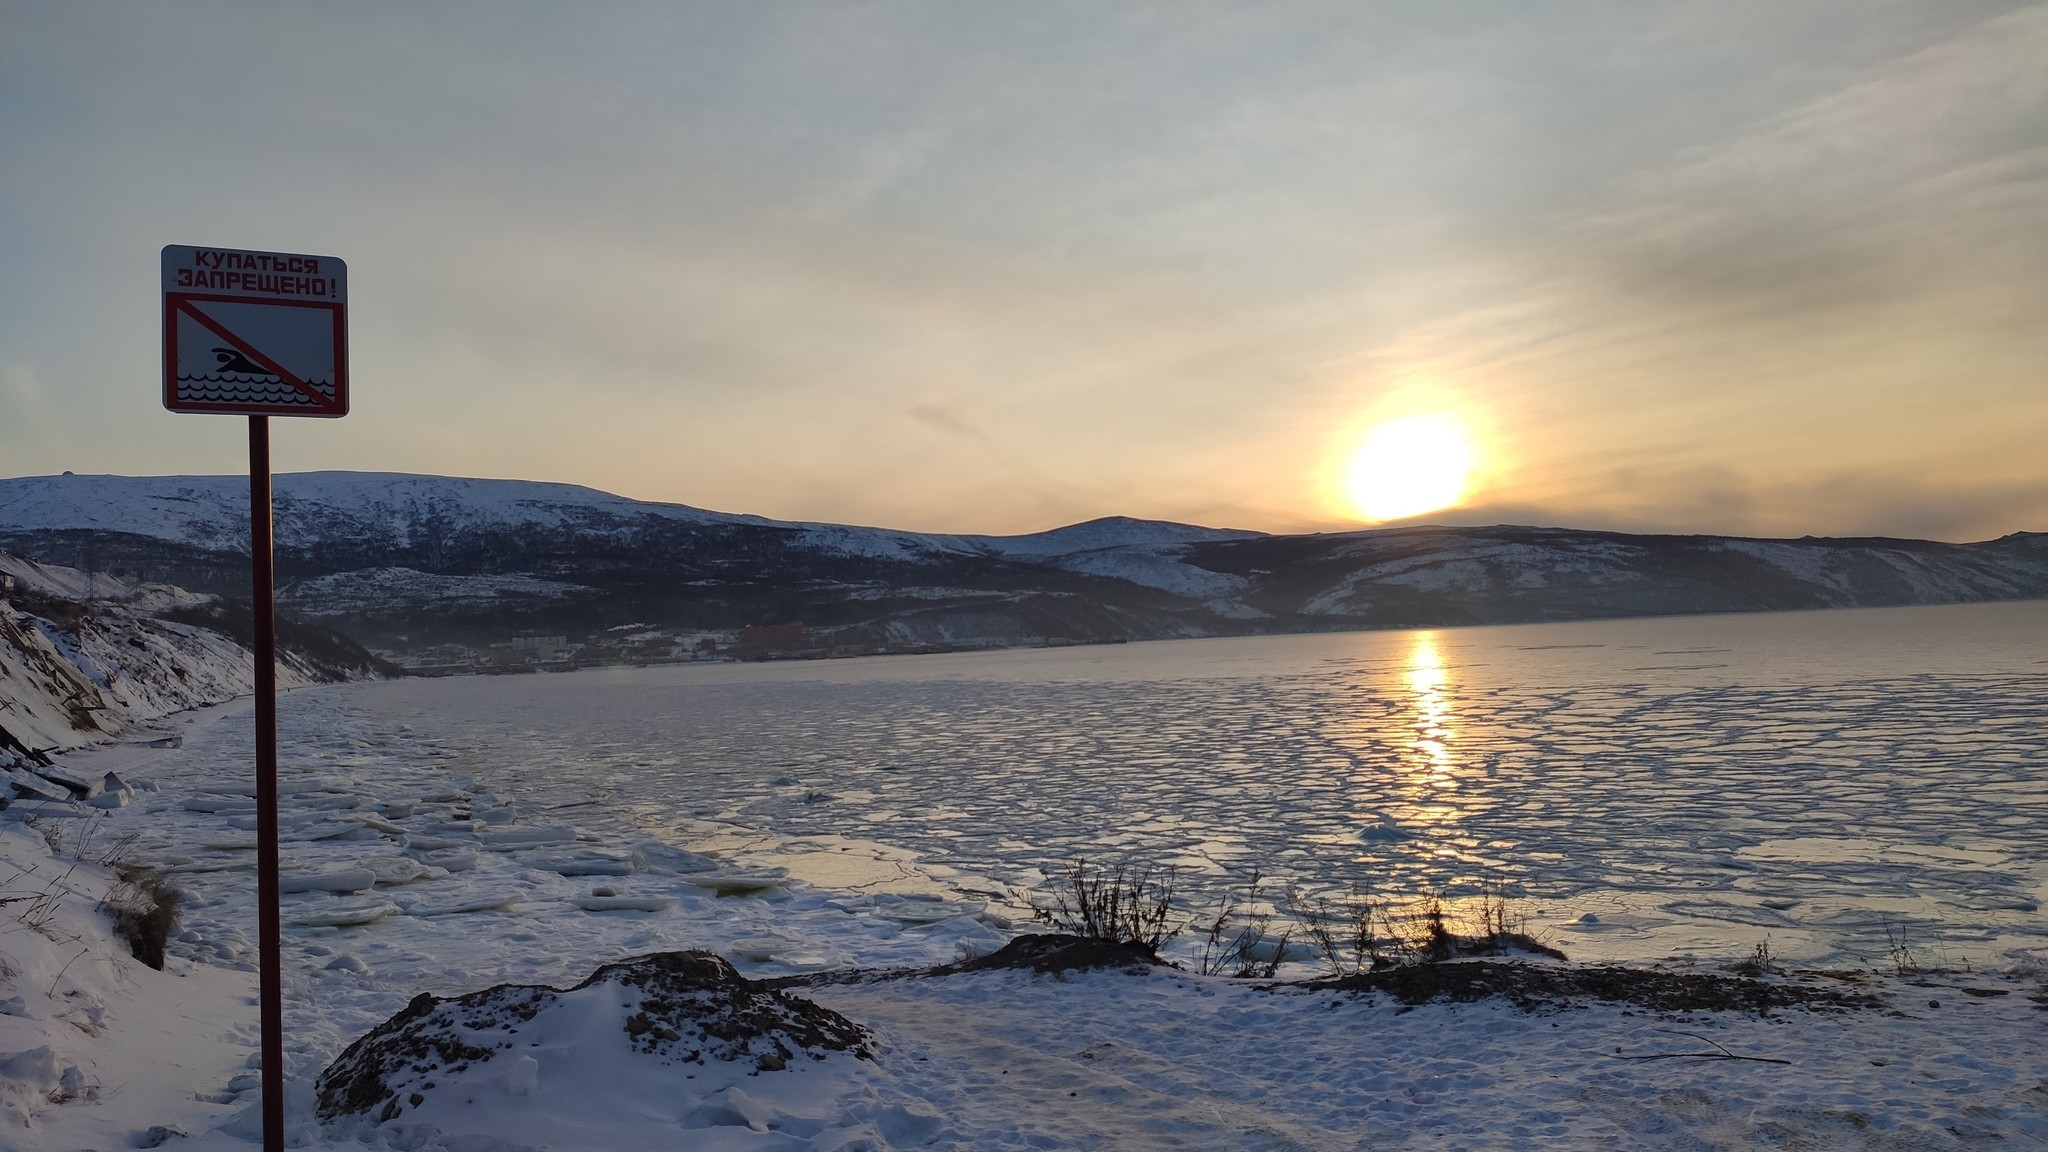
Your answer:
0,697 -> 2039,1150
0,552 -> 386,765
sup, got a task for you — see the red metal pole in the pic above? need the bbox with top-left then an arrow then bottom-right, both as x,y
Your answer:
249,415 -> 284,1152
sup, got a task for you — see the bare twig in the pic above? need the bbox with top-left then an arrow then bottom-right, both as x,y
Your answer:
48,945 -> 90,996
1612,1052 -> 1792,1065
1613,1029 -> 1792,1065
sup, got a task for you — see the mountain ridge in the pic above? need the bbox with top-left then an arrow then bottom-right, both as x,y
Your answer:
3,471 -> 2042,665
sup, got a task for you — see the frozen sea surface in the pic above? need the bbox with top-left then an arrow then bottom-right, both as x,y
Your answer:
29,599 -> 2045,1150
297,599 -> 2048,970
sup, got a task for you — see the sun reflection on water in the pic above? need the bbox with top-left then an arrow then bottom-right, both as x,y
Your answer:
1406,632 -> 1456,783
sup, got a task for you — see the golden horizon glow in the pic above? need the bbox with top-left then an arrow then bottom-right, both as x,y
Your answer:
1342,414 -> 1476,523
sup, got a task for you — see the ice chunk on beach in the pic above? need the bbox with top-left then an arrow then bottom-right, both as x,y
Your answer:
86,787 -> 130,809
674,870 -> 790,897
286,794 -> 367,813
290,902 -> 402,928
506,1054 -> 539,1096
161,858 -> 255,874
0,1046 -> 61,1094
408,894 -> 520,917
363,857 -> 435,886
279,869 -> 378,894
182,796 -> 257,814
1235,935 -> 1321,964
419,847 -> 479,872
402,834 -> 474,851
871,895 -> 988,924
570,894 -> 674,912
286,821 -> 381,843
632,840 -> 720,874
346,812 -> 410,836
525,850 -> 635,877
1355,819 -> 1409,844
2,767 -> 74,803
29,762 -> 101,797
480,825 -> 577,850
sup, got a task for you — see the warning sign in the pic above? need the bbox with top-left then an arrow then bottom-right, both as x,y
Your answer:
162,245 -> 348,416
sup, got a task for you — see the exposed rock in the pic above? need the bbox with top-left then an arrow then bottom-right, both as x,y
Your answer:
133,1122 -> 189,1147
315,950 -> 871,1124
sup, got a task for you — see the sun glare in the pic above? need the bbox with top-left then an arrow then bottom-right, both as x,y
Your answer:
1343,414 -> 1475,522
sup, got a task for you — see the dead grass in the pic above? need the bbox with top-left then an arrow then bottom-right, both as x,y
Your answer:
1028,861 -> 1564,978
1029,860 -> 1179,954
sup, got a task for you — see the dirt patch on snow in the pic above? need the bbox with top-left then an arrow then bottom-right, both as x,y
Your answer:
1316,960 -> 1883,1014
950,933 -> 1167,974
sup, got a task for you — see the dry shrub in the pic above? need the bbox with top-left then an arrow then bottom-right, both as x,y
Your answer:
1195,871 -> 1297,978
1030,860 -> 1180,954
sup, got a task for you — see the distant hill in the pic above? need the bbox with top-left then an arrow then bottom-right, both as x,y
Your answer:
3,471 -> 2043,665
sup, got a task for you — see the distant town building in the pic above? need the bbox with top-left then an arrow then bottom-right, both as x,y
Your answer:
737,622 -> 806,660
508,635 -> 570,662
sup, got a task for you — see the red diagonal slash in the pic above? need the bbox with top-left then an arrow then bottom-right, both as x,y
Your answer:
175,299 -> 336,409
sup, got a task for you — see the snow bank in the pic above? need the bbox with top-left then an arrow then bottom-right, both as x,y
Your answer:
0,821 -> 254,1151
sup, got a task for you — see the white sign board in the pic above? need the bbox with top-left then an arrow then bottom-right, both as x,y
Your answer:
162,244 -> 348,417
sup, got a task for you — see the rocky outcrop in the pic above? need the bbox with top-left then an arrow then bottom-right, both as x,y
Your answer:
315,950 -> 871,1124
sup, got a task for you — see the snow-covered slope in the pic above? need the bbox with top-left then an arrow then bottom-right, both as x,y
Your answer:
0,593 -> 298,757
0,818 -> 256,1150
0,471 -> 771,553
0,473 -> 1255,561
962,515 -> 1261,557
0,551 -> 212,615
1268,525 -> 2048,621
0,553 -> 385,763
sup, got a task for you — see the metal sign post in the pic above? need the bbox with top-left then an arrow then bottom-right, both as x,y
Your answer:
162,244 -> 348,1152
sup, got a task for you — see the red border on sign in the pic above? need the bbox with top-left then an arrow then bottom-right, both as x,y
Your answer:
163,292 -> 348,417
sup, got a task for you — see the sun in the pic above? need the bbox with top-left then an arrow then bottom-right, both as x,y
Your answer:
1343,414 -> 1475,522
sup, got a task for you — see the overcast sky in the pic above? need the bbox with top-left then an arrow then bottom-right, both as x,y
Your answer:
3,2 -> 2043,539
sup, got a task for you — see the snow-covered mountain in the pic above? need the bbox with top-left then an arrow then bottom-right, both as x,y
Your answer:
0,472 -> 1252,560
2,471 -> 2043,661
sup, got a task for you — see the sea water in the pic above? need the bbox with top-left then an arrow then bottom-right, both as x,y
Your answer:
310,600 -> 2048,968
